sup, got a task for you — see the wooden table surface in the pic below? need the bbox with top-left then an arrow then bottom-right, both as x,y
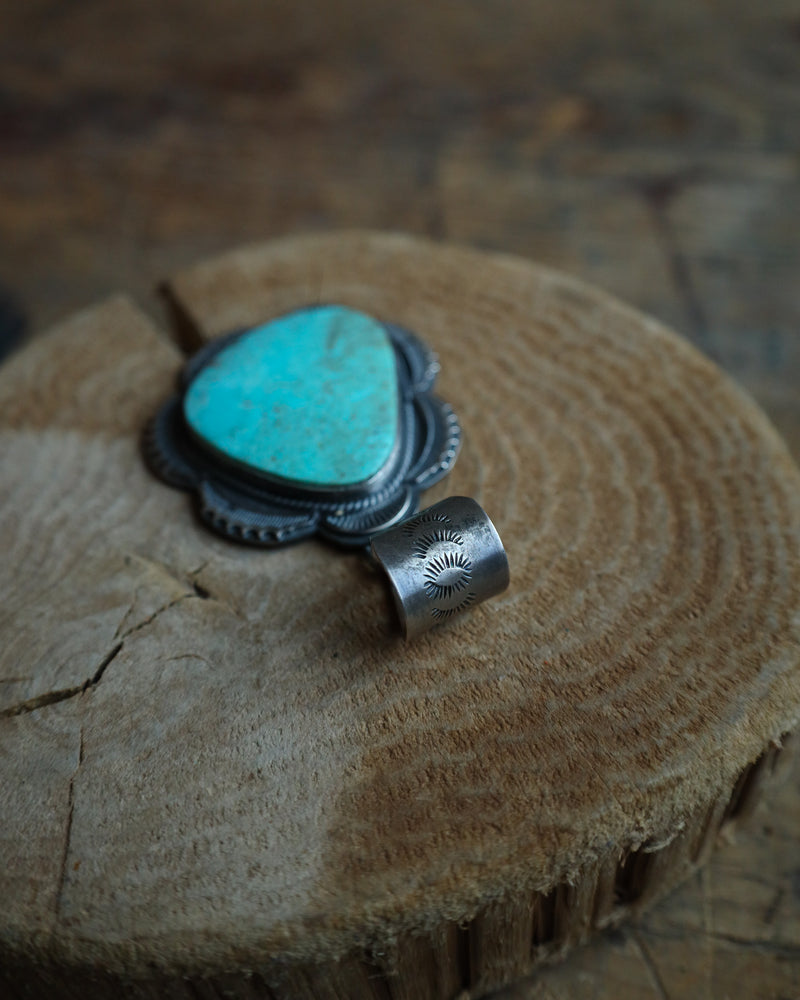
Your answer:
1,2 -> 798,997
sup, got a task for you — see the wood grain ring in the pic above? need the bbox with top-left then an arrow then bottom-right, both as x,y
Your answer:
1,232 -> 799,999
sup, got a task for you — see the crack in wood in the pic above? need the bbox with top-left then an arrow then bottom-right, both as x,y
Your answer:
631,928 -> 672,1000
632,169 -> 718,362
117,593 -> 194,640
703,931 -> 800,956
700,864 -> 715,1000
0,587 -> 227,720
54,726 -> 84,922
190,579 -> 212,600
763,886 -> 785,926
0,644 -> 123,719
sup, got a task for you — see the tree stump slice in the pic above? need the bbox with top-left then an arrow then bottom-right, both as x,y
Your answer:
2,232 -> 799,999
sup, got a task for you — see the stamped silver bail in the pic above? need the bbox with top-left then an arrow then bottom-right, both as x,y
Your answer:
370,496 -> 510,639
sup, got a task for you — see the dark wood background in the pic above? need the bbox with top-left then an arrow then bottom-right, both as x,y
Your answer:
1,1 -> 798,996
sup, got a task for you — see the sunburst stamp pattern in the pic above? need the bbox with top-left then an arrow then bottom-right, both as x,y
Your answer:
431,593 -> 477,620
401,511 -> 452,536
423,551 -> 473,600
371,496 -> 509,638
412,528 -> 464,558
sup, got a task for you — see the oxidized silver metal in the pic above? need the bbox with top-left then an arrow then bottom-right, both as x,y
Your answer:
142,310 -> 461,549
371,496 -> 510,639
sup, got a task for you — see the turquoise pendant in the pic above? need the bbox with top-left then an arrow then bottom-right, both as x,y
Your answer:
183,306 -> 399,488
144,304 -> 460,548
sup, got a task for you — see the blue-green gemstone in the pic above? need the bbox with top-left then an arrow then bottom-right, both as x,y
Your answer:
183,305 -> 399,488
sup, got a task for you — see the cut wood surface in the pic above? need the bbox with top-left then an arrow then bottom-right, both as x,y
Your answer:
1,232 -> 800,998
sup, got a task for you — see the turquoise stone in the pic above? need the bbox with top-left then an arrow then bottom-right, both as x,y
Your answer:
183,305 -> 399,487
